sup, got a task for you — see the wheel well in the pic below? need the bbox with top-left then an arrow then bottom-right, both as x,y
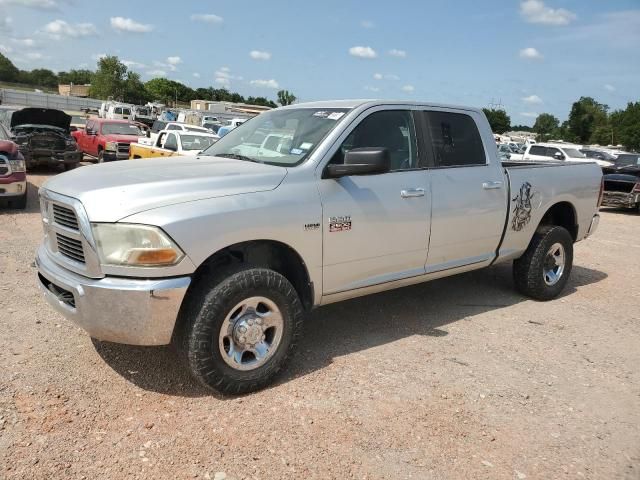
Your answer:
538,202 -> 578,241
193,240 -> 314,310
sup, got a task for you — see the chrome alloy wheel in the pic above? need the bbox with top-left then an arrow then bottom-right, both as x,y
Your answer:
218,296 -> 284,371
543,242 -> 565,286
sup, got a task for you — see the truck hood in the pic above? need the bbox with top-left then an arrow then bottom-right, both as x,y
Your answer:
102,133 -> 140,143
11,108 -> 71,131
42,155 -> 288,222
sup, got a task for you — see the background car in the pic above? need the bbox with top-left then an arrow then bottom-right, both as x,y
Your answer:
0,122 -> 27,209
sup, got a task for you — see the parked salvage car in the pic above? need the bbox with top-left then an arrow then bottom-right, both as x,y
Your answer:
10,108 -> 82,171
36,100 -> 602,394
73,118 -> 145,162
601,153 -> 640,211
521,143 -> 613,168
0,123 -> 27,209
129,130 -> 217,159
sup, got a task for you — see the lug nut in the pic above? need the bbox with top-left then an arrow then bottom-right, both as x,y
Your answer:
239,326 -> 247,333
240,336 -> 246,343
248,319 -> 254,326
256,318 -> 263,325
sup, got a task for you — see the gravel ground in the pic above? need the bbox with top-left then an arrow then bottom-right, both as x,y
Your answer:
1,170 -> 639,480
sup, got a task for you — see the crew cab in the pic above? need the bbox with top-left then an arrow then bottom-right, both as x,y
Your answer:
0,123 -> 27,209
36,100 -> 602,395
521,143 -> 613,168
129,130 -> 218,159
73,118 -> 145,162
10,108 -> 82,171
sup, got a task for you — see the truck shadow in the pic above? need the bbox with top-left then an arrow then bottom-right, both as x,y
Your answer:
92,263 -> 607,398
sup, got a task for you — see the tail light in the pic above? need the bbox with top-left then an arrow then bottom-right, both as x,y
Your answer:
597,177 -> 604,207
633,181 -> 640,193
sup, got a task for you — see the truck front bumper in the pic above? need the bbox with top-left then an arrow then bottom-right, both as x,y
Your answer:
602,191 -> 640,208
23,149 -> 82,167
0,172 -> 27,197
102,150 -> 130,161
35,244 -> 191,346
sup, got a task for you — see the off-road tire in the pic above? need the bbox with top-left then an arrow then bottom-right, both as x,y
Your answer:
513,225 -> 573,301
176,266 -> 304,395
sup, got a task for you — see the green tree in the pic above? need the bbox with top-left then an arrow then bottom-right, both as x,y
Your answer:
511,124 -> 533,132
277,90 -> 296,106
58,69 -> 94,85
24,68 -> 58,88
610,102 -> 640,150
123,71 -> 150,104
482,108 -> 511,134
246,96 -> 277,108
532,113 -> 559,142
0,52 -> 19,82
90,55 -> 128,100
567,96 -> 608,143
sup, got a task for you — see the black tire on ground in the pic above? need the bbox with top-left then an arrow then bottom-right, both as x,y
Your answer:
97,149 -> 104,163
11,190 -> 27,210
176,266 -> 304,395
63,163 -> 77,171
513,225 -> 574,301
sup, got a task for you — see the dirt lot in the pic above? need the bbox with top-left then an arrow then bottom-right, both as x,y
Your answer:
1,170 -> 639,480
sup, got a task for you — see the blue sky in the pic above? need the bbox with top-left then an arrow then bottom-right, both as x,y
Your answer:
0,0 -> 638,125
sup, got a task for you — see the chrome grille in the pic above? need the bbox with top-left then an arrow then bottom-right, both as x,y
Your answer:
56,233 -> 85,264
117,143 -> 130,154
0,156 -> 7,176
52,204 -> 79,230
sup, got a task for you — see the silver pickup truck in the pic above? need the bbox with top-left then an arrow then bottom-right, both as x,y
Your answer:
36,100 -> 603,394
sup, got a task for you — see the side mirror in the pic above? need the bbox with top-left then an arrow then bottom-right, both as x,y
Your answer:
553,152 -> 565,160
323,147 -> 391,179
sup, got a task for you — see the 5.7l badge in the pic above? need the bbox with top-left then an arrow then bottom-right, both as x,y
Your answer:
329,215 -> 351,232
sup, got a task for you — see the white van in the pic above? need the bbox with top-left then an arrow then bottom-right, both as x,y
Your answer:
106,105 -> 132,121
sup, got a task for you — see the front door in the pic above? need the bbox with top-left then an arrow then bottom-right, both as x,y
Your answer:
318,108 -> 431,295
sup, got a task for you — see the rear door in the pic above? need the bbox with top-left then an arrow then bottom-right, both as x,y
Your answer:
420,109 -> 508,272
318,107 -> 431,294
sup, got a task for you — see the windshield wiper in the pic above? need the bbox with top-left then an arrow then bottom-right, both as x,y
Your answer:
214,153 -> 262,163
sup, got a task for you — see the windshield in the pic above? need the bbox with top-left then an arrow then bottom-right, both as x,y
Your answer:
102,123 -> 143,136
615,154 -> 640,166
201,108 -> 350,166
181,135 -> 217,151
564,148 -> 586,158
137,108 -> 149,116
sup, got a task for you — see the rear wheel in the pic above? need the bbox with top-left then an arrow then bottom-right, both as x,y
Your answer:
513,225 -> 573,301
63,163 -> 77,171
176,266 -> 304,394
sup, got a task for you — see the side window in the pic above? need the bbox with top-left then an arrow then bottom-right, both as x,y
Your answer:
167,124 -> 180,131
164,133 -> 178,151
331,110 -> 418,171
424,111 -> 486,167
86,120 -> 94,132
546,147 -> 561,159
529,145 -> 547,156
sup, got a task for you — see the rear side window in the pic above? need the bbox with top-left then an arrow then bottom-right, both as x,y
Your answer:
529,145 -> 547,156
424,111 -> 486,167
167,124 -> 180,131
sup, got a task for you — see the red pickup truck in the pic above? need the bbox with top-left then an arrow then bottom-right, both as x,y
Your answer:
0,123 -> 27,209
73,118 -> 146,162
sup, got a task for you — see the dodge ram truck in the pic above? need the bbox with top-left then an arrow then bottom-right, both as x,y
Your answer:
36,100 -> 603,394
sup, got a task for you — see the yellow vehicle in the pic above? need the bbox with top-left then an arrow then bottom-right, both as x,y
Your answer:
129,130 -> 218,159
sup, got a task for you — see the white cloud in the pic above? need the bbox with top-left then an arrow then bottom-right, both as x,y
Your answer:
520,0 -> 576,26
43,19 -> 97,39
388,49 -> 407,58
249,50 -> 271,61
214,66 -> 241,87
360,20 -> 374,28
167,56 -> 182,66
250,79 -> 279,89
604,84 -> 616,92
193,72 -> 200,78
10,37 -> 36,47
364,85 -> 380,92
349,46 -> 377,59
373,73 -> 383,80
25,52 -> 44,60
110,17 -> 153,33
147,69 -> 166,77
519,47 -> 543,60
190,13 -> 223,24
373,73 -> 400,81
0,44 -> 13,54
91,53 -> 107,61
402,85 -> 415,93
122,59 -> 146,69
0,0 -> 58,9
0,15 -> 11,33
215,77 -> 230,86
520,112 -> 539,118
522,94 -> 543,104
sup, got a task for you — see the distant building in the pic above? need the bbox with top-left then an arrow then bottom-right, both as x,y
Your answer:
190,100 -> 272,116
58,84 -> 91,98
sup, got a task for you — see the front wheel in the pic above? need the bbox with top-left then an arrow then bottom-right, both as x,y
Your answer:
513,225 -> 574,301
176,267 -> 304,395
97,150 -> 104,163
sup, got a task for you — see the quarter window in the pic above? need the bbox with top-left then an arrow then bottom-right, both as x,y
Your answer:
331,110 -> 418,171
424,111 -> 486,167
164,133 -> 178,151
529,145 -> 547,156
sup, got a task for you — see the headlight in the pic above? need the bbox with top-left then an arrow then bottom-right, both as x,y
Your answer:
92,223 -> 185,267
105,141 -> 118,151
65,138 -> 77,150
9,159 -> 25,172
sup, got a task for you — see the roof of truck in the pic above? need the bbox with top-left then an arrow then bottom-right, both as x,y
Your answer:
281,99 -> 483,114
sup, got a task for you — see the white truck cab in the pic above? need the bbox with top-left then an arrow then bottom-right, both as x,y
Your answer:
523,143 -> 613,167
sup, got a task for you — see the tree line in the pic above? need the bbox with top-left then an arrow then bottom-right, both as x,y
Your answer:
484,97 -> 640,151
0,53 -> 296,108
